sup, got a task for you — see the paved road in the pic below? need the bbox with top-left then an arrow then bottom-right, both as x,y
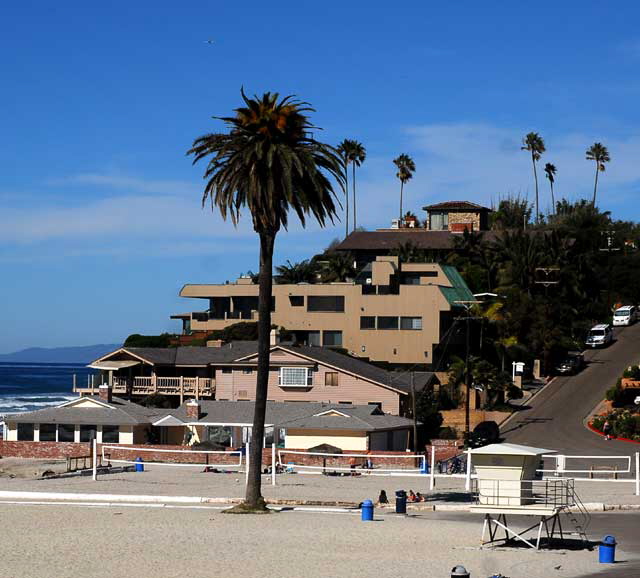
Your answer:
502,323 -> 640,457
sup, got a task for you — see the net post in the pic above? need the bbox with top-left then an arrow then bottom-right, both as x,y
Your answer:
429,446 -> 435,490
271,443 -> 276,486
92,438 -> 98,481
465,450 -> 471,491
245,440 -> 250,486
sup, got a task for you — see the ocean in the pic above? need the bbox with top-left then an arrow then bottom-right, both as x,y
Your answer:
0,362 -> 95,416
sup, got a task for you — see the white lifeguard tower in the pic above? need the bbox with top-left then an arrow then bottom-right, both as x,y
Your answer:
469,443 -> 590,549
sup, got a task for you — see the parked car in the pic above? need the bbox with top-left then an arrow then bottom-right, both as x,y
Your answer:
555,352 -> 586,375
613,305 -> 637,327
585,324 -> 613,348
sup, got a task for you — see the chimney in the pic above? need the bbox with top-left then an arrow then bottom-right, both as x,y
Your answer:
186,399 -> 201,420
98,384 -> 112,404
270,328 -> 280,346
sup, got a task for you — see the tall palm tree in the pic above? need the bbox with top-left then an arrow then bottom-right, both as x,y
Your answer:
521,132 -> 546,224
188,90 -> 344,510
544,163 -> 557,214
393,154 -> 416,223
338,139 -> 366,232
586,143 -> 610,207
336,140 -> 350,238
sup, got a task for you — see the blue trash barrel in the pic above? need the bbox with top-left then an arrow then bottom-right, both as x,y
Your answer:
135,457 -> 144,472
361,499 -> 374,521
421,461 -> 429,474
395,490 -> 407,514
599,535 -> 616,563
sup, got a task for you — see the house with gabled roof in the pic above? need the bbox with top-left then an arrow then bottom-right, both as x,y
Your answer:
78,339 -> 439,416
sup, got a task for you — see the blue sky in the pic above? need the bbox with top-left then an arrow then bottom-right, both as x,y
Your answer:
2,1 -> 640,353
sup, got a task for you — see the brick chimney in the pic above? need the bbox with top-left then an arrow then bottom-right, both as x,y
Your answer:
98,384 -> 112,404
270,328 -> 280,346
186,399 -> 201,420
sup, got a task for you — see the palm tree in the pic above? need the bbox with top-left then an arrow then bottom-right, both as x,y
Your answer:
188,90 -> 344,510
521,132 -> 546,224
586,143 -> 610,207
336,140 -> 350,238
393,154 -> 416,223
544,163 -> 557,214
275,259 -> 318,284
338,139 -> 366,232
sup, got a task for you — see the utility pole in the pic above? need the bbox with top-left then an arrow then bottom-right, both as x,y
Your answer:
600,227 -> 620,312
410,372 -> 418,452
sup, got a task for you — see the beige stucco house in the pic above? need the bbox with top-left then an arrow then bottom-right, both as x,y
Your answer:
172,256 -> 474,366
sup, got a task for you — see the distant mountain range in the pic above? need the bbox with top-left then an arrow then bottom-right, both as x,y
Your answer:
0,344 -> 121,364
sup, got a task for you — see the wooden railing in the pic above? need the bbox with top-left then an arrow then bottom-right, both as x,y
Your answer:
73,376 -> 214,398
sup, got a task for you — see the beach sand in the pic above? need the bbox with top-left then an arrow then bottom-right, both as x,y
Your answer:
0,504 -> 611,578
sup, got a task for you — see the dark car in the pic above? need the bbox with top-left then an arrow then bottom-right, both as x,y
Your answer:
555,352 -> 585,375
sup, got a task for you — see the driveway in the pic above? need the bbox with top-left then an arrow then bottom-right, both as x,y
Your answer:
501,323 -> 640,457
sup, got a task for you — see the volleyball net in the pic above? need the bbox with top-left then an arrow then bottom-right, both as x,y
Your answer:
100,445 -> 244,470
277,450 -> 426,476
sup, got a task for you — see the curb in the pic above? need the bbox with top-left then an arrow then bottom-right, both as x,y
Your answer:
586,420 -> 640,446
0,491 -> 636,513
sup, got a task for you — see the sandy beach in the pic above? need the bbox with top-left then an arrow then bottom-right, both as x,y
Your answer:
0,503 -> 622,578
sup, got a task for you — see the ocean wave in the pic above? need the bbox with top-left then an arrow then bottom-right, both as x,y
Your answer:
0,395 -> 76,413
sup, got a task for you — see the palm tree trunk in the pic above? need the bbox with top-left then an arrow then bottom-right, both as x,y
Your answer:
550,182 -> 555,215
244,229 -> 275,509
352,162 -> 357,231
344,160 -> 349,238
399,180 -> 404,223
592,163 -> 599,206
532,153 -> 539,224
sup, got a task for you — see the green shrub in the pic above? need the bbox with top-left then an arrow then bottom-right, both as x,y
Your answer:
124,333 -> 174,348
437,426 -> 459,439
622,365 -> 640,380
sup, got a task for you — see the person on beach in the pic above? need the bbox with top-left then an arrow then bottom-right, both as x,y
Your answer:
407,490 -> 417,502
416,492 -> 425,502
603,420 -> 612,440
378,490 -> 389,504
349,456 -> 357,475
364,452 -> 373,470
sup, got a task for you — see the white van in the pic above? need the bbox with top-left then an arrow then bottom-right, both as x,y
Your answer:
585,324 -> 614,348
613,305 -> 637,327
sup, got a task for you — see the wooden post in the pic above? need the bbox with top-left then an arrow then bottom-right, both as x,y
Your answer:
429,445 -> 436,490
195,376 -> 199,400
152,373 -> 157,394
180,376 -> 184,405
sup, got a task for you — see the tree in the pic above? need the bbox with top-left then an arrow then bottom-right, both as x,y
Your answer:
336,140 -> 351,238
393,154 -> 416,222
338,139 -> 366,232
187,90 -> 344,510
586,142 -> 610,207
490,195 -> 532,230
521,132 -> 546,224
319,251 -> 356,282
275,259 -> 318,284
544,163 -> 557,215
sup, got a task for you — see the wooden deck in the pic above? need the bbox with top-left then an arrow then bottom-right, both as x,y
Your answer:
73,376 -> 215,398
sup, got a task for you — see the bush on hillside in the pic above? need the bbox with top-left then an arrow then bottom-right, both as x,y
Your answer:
124,333 -> 175,348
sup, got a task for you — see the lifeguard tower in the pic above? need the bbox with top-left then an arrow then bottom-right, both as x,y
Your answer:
469,443 -> 590,549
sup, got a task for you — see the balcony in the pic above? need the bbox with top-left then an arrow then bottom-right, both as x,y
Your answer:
191,310 -> 258,322
73,376 -> 215,398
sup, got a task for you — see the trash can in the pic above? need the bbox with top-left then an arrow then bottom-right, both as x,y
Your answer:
135,456 -> 144,472
420,460 -> 429,474
450,565 -> 470,577
361,499 -> 374,521
599,535 -> 616,563
395,490 -> 407,514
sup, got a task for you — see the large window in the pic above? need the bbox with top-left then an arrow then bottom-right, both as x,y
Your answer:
289,296 -> 304,307
57,424 -> 75,442
80,424 -> 98,442
307,331 -> 321,346
39,423 -> 56,441
377,316 -> 399,330
307,295 -> 345,312
102,425 -> 119,443
17,423 -> 34,441
325,372 -> 339,386
430,211 -> 449,230
400,316 -> 423,330
322,330 -> 343,347
279,367 -> 313,387
360,316 -> 376,329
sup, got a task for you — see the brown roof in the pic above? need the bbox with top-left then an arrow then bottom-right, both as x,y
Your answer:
335,230 -> 484,251
422,201 -> 491,211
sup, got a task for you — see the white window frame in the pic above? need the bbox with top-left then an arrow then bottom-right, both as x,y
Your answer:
278,367 -> 313,388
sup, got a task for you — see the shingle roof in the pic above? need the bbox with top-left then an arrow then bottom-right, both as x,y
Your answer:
108,342 -> 259,366
163,400 -> 414,431
7,396 -> 162,426
281,345 -> 437,394
422,201 -> 491,211
335,230 -> 460,251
